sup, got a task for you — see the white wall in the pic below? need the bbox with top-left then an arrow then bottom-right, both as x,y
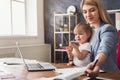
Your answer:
0,44 -> 51,62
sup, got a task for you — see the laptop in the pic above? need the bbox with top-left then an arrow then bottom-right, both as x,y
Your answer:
16,42 -> 56,72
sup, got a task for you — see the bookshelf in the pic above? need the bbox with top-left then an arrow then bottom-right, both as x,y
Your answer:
53,12 -> 77,63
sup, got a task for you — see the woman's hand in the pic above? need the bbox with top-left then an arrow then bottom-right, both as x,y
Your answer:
84,62 -> 100,78
84,53 -> 106,78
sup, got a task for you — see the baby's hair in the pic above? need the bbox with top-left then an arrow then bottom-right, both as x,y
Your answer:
74,22 -> 92,41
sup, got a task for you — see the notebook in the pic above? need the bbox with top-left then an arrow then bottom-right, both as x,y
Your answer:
16,42 -> 56,72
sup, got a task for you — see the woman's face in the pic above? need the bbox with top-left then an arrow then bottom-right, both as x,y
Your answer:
82,4 -> 100,27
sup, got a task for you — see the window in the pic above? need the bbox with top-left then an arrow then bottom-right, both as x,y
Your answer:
0,0 -> 37,36
0,0 -> 44,46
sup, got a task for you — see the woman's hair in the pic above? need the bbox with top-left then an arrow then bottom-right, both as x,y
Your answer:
74,22 -> 92,41
80,0 -> 114,27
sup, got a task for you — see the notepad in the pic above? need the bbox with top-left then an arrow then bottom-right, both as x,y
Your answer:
54,67 -> 85,80
55,67 -> 85,74
54,67 -> 105,80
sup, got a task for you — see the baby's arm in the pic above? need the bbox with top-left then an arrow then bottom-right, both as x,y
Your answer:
66,47 -> 73,61
66,47 -> 74,66
73,43 -> 91,60
74,49 -> 90,60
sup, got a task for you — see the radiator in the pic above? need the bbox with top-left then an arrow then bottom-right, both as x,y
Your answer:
0,44 -> 51,62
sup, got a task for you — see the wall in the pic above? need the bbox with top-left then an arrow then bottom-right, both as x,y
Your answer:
0,44 -> 51,62
44,0 -> 120,62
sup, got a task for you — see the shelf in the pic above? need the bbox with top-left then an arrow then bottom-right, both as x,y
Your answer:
55,49 -> 67,52
55,31 -> 73,34
53,12 -> 77,63
107,9 -> 120,14
54,12 -> 76,16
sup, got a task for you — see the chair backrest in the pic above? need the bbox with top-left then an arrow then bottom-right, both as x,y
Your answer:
116,31 -> 120,70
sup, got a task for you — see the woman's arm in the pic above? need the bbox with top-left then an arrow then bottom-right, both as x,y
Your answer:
85,24 -> 118,77
96,53 -> 107,67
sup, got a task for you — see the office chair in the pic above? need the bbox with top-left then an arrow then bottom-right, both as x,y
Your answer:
116,31 -> 120,70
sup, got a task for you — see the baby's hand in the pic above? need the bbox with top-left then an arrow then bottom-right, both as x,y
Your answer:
67,61 -> 74,66
69,41 -> 79,49
70,41 -> 79,45
66,46 -> 72,53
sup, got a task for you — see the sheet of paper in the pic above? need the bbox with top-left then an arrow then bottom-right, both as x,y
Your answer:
55,67 -> 86,74
1,58 -> 38,65
53,67 -> 86,80
0,65 -> 16,79
54,67 -> 105,80
32,77 -> 55,80
0,74 -> 16,79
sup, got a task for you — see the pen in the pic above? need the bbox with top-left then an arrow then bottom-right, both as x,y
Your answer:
90,58 -> 99,70
87,58 -> 99,77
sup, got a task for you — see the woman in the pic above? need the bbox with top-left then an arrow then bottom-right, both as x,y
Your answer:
80,0 -> 120,78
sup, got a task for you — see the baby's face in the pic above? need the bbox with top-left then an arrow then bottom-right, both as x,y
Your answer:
74,31 -> 89,44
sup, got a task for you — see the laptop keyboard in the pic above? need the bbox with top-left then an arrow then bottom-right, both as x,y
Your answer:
40,63 -> 56,69
28,63 -> 44,69
27,63 -> 56,70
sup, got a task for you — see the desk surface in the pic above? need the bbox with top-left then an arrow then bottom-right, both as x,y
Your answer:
0,63 -> 120,80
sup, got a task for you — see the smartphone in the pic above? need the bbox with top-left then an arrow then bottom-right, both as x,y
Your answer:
70,41 -> 79,45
